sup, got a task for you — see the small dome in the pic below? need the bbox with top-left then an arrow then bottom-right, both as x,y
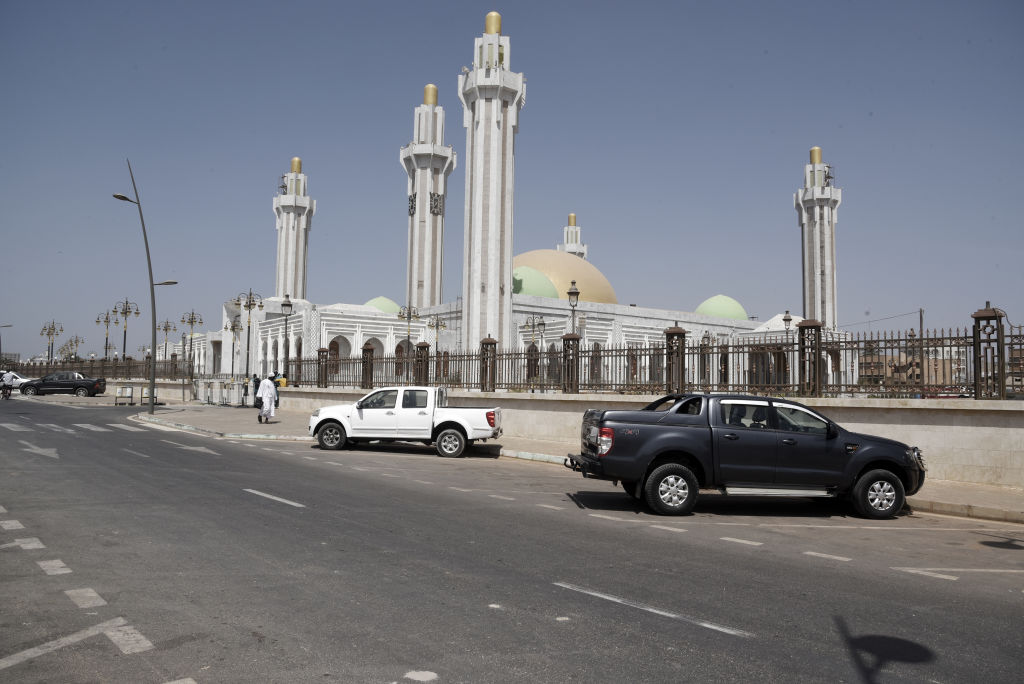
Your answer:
696,294 -> 748,321
513,249 -> 618,304
512,265 -> 559,298
364,296 -> 400,313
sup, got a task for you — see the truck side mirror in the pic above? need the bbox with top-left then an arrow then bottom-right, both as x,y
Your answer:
827,422 -> 839,439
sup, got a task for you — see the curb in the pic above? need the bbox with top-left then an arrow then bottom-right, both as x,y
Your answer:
907,498 -> 1024,525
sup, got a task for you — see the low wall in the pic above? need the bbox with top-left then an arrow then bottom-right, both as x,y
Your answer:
274,387 -> 1024,488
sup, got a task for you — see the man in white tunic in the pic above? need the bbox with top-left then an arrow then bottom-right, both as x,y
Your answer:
256,373 -> 277,423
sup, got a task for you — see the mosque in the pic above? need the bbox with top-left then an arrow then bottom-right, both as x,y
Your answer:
169,12 -> 842,383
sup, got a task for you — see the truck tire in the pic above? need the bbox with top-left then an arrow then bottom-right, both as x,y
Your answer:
317,422 -> 347,450
435,428 -> 466,458
75,387 -> 89,397
852,469 -> 905,519
644,463 -> 698,515
23,386 -> 37,396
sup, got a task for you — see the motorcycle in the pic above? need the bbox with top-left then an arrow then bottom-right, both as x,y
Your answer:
1,385 -> 11,400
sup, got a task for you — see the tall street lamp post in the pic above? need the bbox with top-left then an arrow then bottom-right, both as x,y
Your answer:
180,310 -> 204,382
523,315 -> 545,390
40,320 -> 63,363
397,305 -> 419,381
158,319 -> 177,361
281,294 -> 293,377
567,280 -> 580,335
224,316 -> 243,379
426,316 -> 446,349
0,324 -> 11,366
96,312 -> 117,361
113,159 -> 178,414
234,290 -> 264,381
112,298 -> 140,361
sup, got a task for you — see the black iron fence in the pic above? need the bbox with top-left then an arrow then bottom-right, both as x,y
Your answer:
12,304 -> 1022,400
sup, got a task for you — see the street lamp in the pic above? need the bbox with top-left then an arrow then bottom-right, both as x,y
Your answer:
96,312 -> 117,361
180,310 -> 204,381
281,294 -> 293,377
567,280 -> 580,335
157,319 -> 177,361
67,335 -> 85,360
524,315 -> 545,347
114,159 -> 177,414
783,310 -> 792,340
40,320 -> 63,363
233,289 -> 264,380
224,316 -> 243,379
426,315 -> 447,348
112,298 -> 140,361
397,305 -> 419,380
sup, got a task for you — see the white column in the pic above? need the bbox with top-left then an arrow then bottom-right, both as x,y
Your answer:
794,146 -> 842,330
273,158 -> 316,300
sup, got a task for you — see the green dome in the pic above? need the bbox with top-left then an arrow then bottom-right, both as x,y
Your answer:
512,265 -> 559,298
695,294 -> 748,321
364,296 -> 400,313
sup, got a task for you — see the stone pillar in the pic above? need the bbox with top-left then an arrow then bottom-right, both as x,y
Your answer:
664,326 -> 686,394
561,333 -> 581,394
479,337 -> 497,392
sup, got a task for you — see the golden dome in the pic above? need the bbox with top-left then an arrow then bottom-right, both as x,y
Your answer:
485,11 -> 502,35
424,83 -> 438,106
513,250 -> 618,304
290,157 -> 302,173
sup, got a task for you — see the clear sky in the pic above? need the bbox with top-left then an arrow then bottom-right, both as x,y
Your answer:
1,0 -> 1021,359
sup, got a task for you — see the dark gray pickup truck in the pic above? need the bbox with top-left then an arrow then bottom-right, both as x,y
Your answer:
565,393 -> 925,518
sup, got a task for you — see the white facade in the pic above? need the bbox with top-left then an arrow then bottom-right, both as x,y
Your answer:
400,85 -> 456,310
273,157 -> 316,300
795,146 -> 842,330
458,11 -> 525,349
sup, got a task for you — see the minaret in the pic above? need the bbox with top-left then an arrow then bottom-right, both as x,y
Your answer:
400,84 -> 456,310
458,11 -> 526,349
273,157 -> 316,300
556,212 -> 588,260
795,146 -> 842,330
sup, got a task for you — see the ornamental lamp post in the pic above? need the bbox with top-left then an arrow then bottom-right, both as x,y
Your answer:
397,305 -> 419,381
40,320 -> 63,363
158,319 -> 177,361
224,316 -> 243,379
567,280 -> 580,335
233,289 -> 264,380
180,310 -> 204,382
112,298 -> 140,361
96,312 -> 117,361
281,294 -> 293,377
426,315 -> 447,348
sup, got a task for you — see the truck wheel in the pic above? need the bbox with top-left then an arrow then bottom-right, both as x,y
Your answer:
621,480 -> 640,499
644,463 -> 698,515
436,428 -> 466,457
74,387 -> 89,397
317,422 -> 346,450
23,386 -> 37,396
852,469 -> 905,519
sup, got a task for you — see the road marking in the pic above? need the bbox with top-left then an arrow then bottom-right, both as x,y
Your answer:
164,679 -> 198,684
104,624 -> 153,653
589,513 -> 645,523
65,588 -> 107,608
38,423 -> 75,434
650,525 -> 687,533
0,537 -> 45,550
263,448 -> 275,452
380,473 -> 401,478
38,560 -> 72,575
303,456 -> 318,461
403,672 -> 439,682
804,551 -> 852,562
554,582 -> 753,638
144,423 -> 182,432
0,617 -> 133,670
893,567 -> 959,581
352,467 -> 369,471
72,424 -> 111,432
449,487 -> 474,492
721,537 -> 763,546
0,520 -> 25,530
537,504 -> 565,511
0,423 -> 32,431
19,441 -> 59,459
489,495 -> 516,501
161,440 -> 218,455
122,449 -> 150,459
108,424 -> 146,432
0,506 -> 6,513
243,489 -> 306,508
326,461 -> 345,466
415,480 -> 435,485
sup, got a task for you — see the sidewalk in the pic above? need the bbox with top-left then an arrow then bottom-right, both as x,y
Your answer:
127,402 -> 1024,525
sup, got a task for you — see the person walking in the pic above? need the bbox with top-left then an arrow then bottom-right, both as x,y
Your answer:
256,373 -> 277,424
250,374 -> 259,405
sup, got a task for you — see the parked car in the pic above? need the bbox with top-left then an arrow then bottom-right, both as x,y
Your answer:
565,393 -> 925,518
20,371 -> 107,397
2,371 -> 35,388
309,386 -> 502,457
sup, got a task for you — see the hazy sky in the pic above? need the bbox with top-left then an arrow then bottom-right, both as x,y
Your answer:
1,0 -> 1021,359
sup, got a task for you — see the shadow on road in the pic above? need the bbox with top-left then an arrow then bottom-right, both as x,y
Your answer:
835,615 -> 934,683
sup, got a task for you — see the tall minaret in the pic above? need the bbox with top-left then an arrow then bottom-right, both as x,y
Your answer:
273,157 -> 316,300
556,212 -> 588,260
795,146 -> 842,330
458,11 -> 526,349
400,84 -> 456,310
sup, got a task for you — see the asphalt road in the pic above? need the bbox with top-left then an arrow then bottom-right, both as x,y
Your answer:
1,398 -> 1022,683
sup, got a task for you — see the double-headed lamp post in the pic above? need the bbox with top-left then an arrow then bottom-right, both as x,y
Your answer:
280,294 -> 293,377
96,312 -> 117,361
397,305 -> 419,380
567,280 -> 580,335
224,316 -> 243,379
112,298 -> 140,361
181,310 -> 204,381
233,290 -> 264,379
114,159 -> 178,414
40,320 -> 63,363
158,319 -> 177,361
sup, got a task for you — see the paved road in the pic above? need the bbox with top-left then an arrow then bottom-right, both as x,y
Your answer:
1,399 -> 1022,683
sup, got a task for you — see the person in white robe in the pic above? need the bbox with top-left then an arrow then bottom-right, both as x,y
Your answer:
256,374 -> 277,423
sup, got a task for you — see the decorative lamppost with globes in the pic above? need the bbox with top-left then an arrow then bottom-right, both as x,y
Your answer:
523,315 -> 545,389
280,294 -> 293,378
224,316 -> 243,379
397,305 -> 419,381
567,280 -> 580,335
96,312 -> 117,361
426,316 -> 446,348
40,320 -> 63,363
233,289 -> 264,380
112,298 -> 140,361
180,310 -> 204,381
158,319 -> 177,361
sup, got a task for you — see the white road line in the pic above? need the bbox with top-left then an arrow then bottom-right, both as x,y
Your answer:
326,461 -> 345,466
262,448 -> 275,452
590,513 -> 645,523
380,473 -> 400,478
0,520 -> 25,530
122,449 -> 150,459
803,551 -> 852,562
65,588 -> 107,608
104,624 -> 153,654
0,423 -> 32,431
0,506 -> 6,513
554,582 -> 753,638
0,617 -> 128,670
489,495 -> 515,501
352,467 -> 369,471
143,423 -> 182,432
72,424 -> 111,432
449,487 -> 474,492
0,538 -> 45,550
650,525 -> 687,533
164,679 -> 198,684
38,560 -> 72,575
893,567 -> 959,581
38,423 -> 76,434
108,424 -> 146,432
537,504 -> 565,511
720,537 -> 763,546
242,489 -> 306,508
303,456 -> 318,461
415,480 -> 435,485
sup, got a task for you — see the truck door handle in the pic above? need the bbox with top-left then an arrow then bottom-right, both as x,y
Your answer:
781,438 -> 797,446
418,411 -> 428,415
723,433 -> 739,440
386,411 -> 394,415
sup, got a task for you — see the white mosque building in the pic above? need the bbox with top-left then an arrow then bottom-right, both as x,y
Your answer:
170,12 -> 842,386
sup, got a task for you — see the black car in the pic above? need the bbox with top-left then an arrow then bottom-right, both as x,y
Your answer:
21,372 -> 107,397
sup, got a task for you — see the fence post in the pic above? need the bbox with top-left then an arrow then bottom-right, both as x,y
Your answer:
315,347 -> 327,388
561,333 -> 580,394
664,326 -> 686,394
798,319 -> 822,397
415,342 -> 430,385
479,337 -> 497,392
360,342 -> 375,390
971,301 -> 1006,400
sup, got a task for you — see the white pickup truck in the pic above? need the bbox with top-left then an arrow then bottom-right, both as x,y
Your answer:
308,386 -> 502,457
